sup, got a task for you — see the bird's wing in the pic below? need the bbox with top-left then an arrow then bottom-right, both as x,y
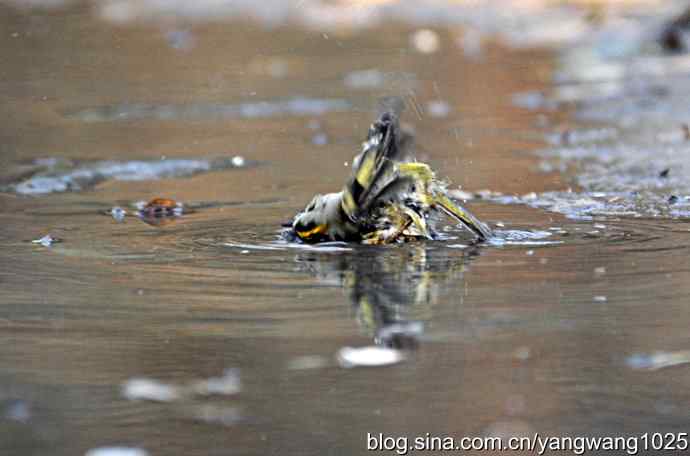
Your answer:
341,111 -> 414,221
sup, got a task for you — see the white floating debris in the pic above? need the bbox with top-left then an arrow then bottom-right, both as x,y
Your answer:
287,355 -> 329,370
122,378 -> 180,402
411,29 -> 440,54
594,266 -> 606,276
85,447 -> 149,456
124,369 -> 241,402
32,234 -> 58,247
231,155 -> 245,167
337,346 -> 405,368
627,351 -> 690,371
593,295 -> 608,303
110,207 -> 127,222
192,369 -> 241,396
526,250 -> 534,256
426,100 -> 451,118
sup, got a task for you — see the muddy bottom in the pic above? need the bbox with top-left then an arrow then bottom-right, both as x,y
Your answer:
1,4 -> 690,456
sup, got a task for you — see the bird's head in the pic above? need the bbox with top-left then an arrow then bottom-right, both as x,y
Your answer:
292,193 -> 337,242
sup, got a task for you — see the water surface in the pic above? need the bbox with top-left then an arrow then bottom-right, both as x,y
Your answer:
1,3 -> 689,455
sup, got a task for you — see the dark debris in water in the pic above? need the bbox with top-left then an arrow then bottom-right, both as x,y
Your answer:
104,198 -> 186,226
135,197 -> 185,226
5,156 -> 250,195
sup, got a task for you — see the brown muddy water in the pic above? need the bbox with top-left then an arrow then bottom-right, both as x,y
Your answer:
2,3 -> 690,456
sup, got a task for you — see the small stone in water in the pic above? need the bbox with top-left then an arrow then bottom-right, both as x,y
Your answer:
669,195 -> 679,204
337,346 -> 405,368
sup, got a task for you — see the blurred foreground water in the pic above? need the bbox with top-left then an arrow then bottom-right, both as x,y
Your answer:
3,1 -> 690,455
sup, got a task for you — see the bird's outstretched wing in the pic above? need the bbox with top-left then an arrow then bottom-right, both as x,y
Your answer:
341,111 -> 413,221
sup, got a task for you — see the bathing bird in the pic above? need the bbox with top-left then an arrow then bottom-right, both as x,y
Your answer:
291,110 -> 492,244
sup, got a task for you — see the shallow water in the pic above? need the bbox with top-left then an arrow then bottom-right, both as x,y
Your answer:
2,3 -> 690,456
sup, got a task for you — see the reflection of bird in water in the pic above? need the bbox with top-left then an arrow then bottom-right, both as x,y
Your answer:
290,108 -> 492,244
294,244 -> 480,349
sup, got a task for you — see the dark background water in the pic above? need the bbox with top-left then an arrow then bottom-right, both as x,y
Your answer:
2,1 -> 690,455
